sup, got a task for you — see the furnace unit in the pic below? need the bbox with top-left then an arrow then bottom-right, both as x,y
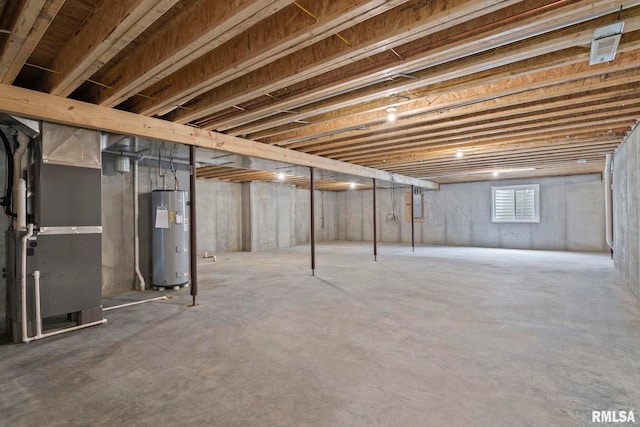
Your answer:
4,120 -> 104,343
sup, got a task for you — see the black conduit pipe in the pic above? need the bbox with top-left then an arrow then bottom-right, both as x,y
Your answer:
0,129 -> 16,218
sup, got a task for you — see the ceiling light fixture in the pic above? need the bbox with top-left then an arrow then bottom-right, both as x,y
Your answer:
492,171 -> 499,178
277,172 -> 286,181
386,106 -> 397,122
349,182 -> 357,190
456,149 -> 464,158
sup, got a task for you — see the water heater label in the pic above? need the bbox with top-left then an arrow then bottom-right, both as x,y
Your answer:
155,208 -> 169,229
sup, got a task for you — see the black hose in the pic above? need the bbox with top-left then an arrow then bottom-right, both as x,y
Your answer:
0,129 -> 16,218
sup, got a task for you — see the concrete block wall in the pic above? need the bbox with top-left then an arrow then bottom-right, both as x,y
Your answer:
101,155 -> 136,296
196,178 -> 242,255
338,174 -> 607,252
242,182 -> 296,251
294,188 -> 338,245
242,182 -> 338,251
613,124 -> 640,297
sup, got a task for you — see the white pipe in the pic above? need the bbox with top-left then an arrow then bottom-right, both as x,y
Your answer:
33,270 -> 42,337
134,149 -> 146,290
604,154 -> 614,251
24,319 -> 108,343
20,224 -> 34,343
25,267 -> 108,343
13,132 -> 29,230
13,131 -> 28,187
14,178 -> 26,230
102,295 -> 168,312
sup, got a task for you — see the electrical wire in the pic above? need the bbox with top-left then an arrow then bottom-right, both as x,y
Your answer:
169,143 -> 179,190
385,186 -> 400,227
0,129 -> 16,219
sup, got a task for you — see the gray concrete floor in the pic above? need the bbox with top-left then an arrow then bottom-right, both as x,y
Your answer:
1,242 -> 639,426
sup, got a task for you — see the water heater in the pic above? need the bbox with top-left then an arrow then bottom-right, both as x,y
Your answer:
152,190 -> 189,290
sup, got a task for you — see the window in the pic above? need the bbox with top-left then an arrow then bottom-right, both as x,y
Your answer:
491,184 -> 540,223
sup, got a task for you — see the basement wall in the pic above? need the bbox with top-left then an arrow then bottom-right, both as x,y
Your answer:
613,124 -> 640,297
241,182 -> 338,251
338,174 -> 607,252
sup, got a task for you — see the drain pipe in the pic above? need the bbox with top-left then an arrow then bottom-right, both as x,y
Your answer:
133,143 -> 145,291
32,271 -> 42,337
20,224 -> 34,343
13,132 -> 29,230
13,131 -> 28,186
604,154 -> 614,255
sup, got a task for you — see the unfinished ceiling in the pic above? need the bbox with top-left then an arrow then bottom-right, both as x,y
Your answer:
1,0 -> 639,185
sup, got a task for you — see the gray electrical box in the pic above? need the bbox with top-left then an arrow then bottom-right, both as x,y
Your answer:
413,189 -> 424,219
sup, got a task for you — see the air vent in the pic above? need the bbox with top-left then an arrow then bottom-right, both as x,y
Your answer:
590,22 -> 624,65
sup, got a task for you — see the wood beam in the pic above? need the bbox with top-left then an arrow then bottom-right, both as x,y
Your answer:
165,0 -> 521,124
128,0 -> 408,116
41,0 -> 179,97
82,0 -> 292,107
0,0 -> 65,83
0,84 -> 438,190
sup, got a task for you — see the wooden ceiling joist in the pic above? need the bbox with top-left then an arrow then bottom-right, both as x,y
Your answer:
165,0 -> 522,124
2,0 -> 639,184
0,0 -> 64,84
284,83 -> 640,151
40,0 -> 180,97
82,0 -> 293,107
320,110 -> 640,160
221,10 -> 640,137
203,0 -> 640,135
298,97 -> 640,156
127,0 -> 408,116
259,54 -> 640,146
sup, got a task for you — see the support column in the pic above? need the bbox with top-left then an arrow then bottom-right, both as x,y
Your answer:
411,185 -> 415,252
189,145 -> 198,306
310,167 -> 316,276
373,178 -> 377,261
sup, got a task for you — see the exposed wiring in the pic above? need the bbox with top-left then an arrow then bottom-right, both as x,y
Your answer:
169,143 -> 179,190
385,186 -> 400,227
158,141 -> 166,190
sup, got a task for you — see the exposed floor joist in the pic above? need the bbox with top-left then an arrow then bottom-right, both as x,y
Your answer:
4,0 -> 640,185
